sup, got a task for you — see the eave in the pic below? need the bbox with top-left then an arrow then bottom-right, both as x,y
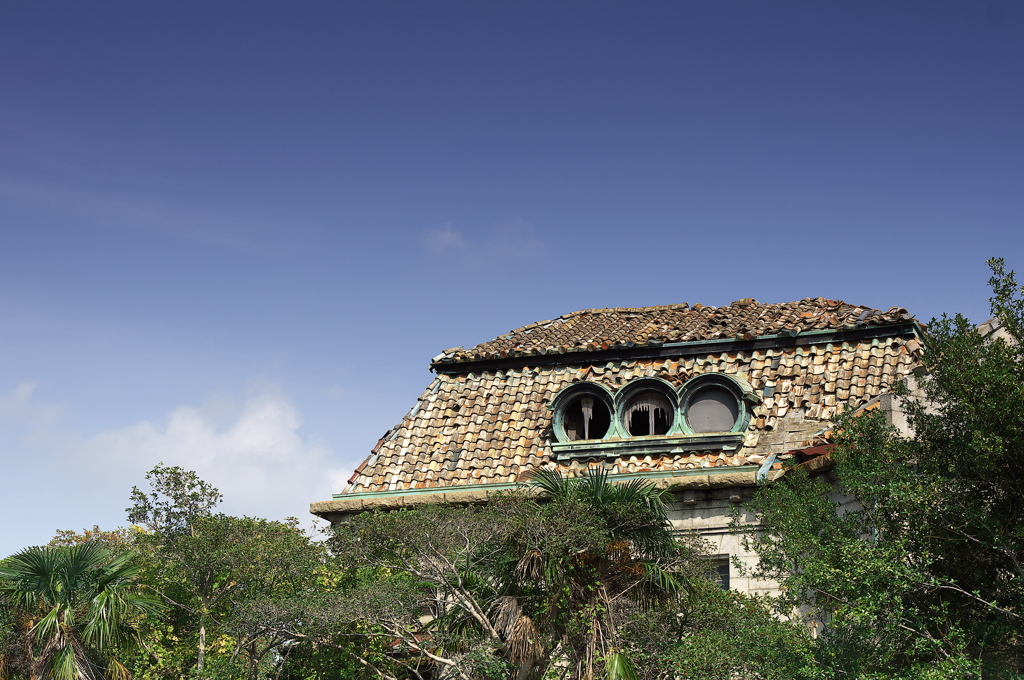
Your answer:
310,465 -> 764,522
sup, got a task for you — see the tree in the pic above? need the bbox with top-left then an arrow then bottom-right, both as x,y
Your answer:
127,464 -> 222,536
744,258 -> 1024,678
328,499 -> 525,680
208,517 -> 333,680
328,469 -> 699,680
142,515 -> 317,675
522,469 -> 690,680
49,527 -> 137,553
128,465 -> 337,680
617,580 -> 818,680
0,544 -> 164,680
128,464 -> 227,673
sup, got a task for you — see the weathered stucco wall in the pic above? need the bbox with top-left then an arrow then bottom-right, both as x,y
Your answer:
667,487 -> 779,596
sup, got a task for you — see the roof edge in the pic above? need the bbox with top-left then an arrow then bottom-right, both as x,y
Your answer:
432,322 -> 923,374
311,466 -> 762,521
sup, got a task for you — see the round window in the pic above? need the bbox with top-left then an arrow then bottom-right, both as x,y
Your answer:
563,395 -> 611,441
624,391 -> 674,436
687,387 -> 739,433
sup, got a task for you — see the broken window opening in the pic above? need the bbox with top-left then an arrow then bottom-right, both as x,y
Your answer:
625,391 -> 673,436
564,395 -> 611,441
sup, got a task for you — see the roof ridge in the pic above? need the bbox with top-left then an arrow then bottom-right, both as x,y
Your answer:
556,302 -> 692,319
433,298 -> 915,366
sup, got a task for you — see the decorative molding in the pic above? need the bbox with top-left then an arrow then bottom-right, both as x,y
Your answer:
310,465 -> 763,521
550,433 -> 745,460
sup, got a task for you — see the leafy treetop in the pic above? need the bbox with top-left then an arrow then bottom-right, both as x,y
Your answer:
743,257 -> 1024,678
127,463 -> 223,535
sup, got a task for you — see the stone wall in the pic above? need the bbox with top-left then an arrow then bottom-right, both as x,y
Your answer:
667,486 -> 779,595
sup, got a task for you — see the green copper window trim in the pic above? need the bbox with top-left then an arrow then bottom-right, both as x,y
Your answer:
550,433 -> 746,461
615,377 -> 681,436
547,373 -> 760,459
677,373 -> 760,435
550,382 -> 616,442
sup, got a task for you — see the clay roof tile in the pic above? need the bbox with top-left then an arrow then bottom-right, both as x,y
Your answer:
435,299 -> 913,366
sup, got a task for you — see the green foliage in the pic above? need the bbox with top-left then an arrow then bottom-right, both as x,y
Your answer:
602,650 -> 640,680
617,576 -> 819,680
329,470 -> 706,680
49,526 -> 138,552
523,469 -> 692,678
272,621 -> 395,680
136,512 -> 331,678
6,466 -> 398,680
128,463 -> 223,535
744,257 -> 1024,678
0,543 -> 165,680
124,464 -> 369,680
527,468 -> 682,566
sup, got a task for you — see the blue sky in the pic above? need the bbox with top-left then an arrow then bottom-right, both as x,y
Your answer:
2,1 -> 1022,555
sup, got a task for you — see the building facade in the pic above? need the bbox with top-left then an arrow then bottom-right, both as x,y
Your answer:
311,298 -> 923,593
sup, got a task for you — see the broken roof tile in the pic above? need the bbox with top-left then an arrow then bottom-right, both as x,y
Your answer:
334,300 -> 922,497
434,299 -> 912,367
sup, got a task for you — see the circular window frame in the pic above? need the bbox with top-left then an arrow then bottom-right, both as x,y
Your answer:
614,377 -> 680,437
677,374 -> 755,435
550,382 -> 616,443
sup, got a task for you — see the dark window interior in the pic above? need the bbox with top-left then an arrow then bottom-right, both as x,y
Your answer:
625,391 -> 673,436
712,558 -> 730,590
564,395 -> 611,441
688,387 -> 739,433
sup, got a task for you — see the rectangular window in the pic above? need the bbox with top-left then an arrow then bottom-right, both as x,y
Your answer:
707,555 -> 730,590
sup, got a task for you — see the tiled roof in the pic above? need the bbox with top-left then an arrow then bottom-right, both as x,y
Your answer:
433,298 -> 913,366
343,328 -> 923,495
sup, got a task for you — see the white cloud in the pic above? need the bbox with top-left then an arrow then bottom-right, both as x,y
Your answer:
486,218 -> 546,259
0,381 -> 65,431
421,219 -> 546,262
1,381 -> 37,416
422,221 -> 468,254
79,389 -> 346,523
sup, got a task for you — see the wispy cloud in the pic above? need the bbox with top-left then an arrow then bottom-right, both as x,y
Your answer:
0,117 -> 281,252
0,116 -> 113,176
1,381 -> 38,415
422,222 -> 469,255
0,381 -> 65,432
420,218 -> 547,263
78,389 -> 346,522
0,176 -> 277,252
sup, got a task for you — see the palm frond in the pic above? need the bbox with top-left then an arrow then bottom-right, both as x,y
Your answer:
608,478 -> 670,511
513,549 -> 545,583
488,595 -> 523,637
506,614 -> 542,663
525,468 -> 568,498
1,543 -> 157,680
603,649 -> 640,680
580,468 -> 612,504
106,658 -> 131,680
638,562 -> 690,602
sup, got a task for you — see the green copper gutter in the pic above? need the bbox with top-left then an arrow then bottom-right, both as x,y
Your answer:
330,465 -> 761,501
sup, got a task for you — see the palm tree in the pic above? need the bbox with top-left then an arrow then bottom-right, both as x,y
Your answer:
0,543 -> 164,680
491,468 -> 687,680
